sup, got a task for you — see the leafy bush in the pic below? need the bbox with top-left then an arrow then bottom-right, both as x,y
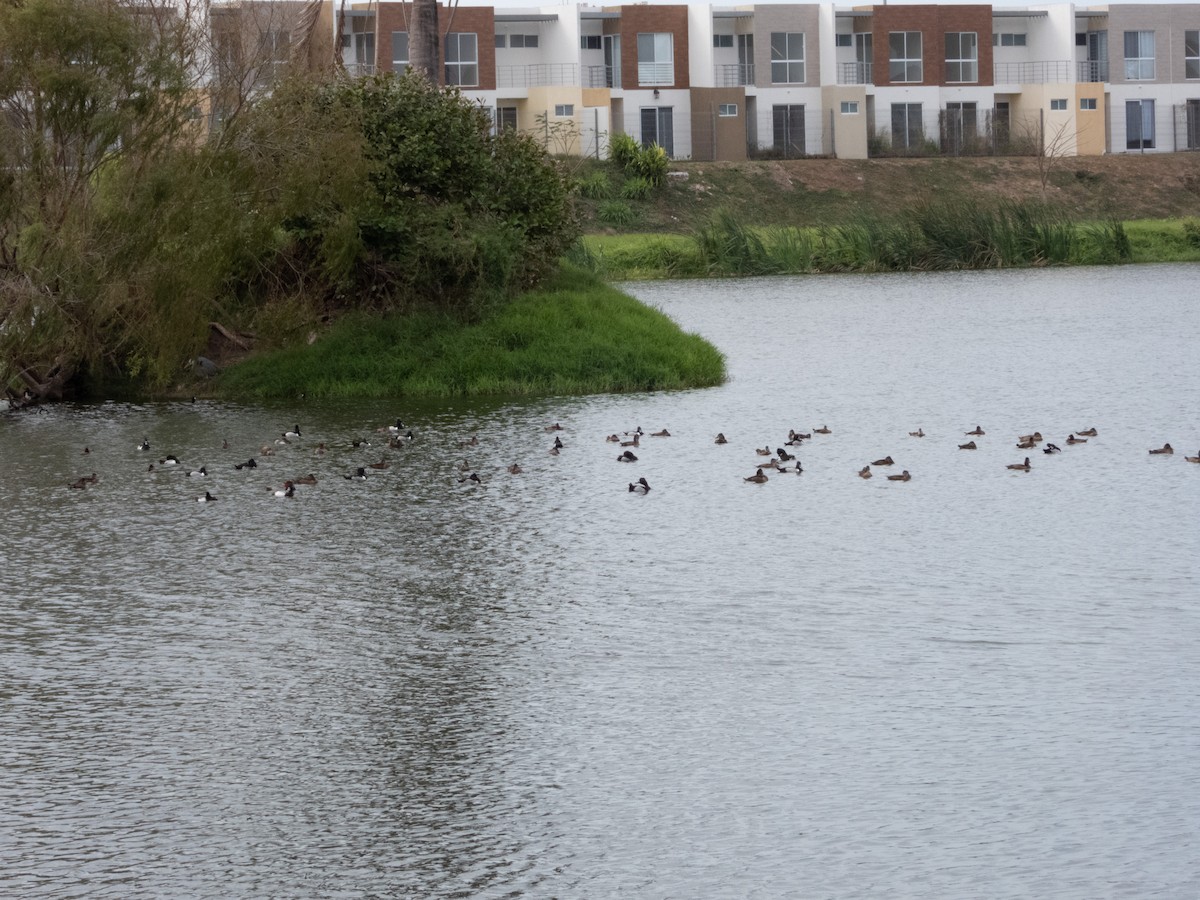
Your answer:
632,144 -> 669,187
609,133 -> 640,170
621,177 -> 654,200
577,171 -> 613,200
1183,218 -> 1200,249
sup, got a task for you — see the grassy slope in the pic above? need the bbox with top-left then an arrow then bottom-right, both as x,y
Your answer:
216,266 -> 725,400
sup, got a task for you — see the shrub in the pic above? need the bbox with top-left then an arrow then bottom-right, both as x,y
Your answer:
577,171 -> 612,200
598,200 -> 637,227
1183,217 -> 1200,249
621,177 -> 654,200
632,143 -> 669,187
609,133 -> 640,170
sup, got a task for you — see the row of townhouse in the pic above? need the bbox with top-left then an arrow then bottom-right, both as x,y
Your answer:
211,1 -> 1200,159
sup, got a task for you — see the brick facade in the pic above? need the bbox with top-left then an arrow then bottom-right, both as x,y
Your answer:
871,4 -> 993,87
607,4 -> 690,90
375,2 -> 496,89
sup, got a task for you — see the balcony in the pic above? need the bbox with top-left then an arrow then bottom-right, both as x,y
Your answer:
345,62 -> 376,77
993,60 -> 1072,84
1077,60 -> 1109,82
496,63 -> 579,89
584,65 -> 620,89
714,63 -> 754,87
838,62 -> 872,85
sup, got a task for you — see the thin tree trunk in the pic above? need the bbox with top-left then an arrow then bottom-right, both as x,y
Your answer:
408,0 -> 439,82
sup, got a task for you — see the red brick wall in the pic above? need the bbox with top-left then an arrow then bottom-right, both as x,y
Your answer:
872,5 -> 993,87
609,4 -> 690,90
375,2 -> 495,89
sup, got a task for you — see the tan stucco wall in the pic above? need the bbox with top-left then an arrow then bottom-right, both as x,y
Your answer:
822,85 -> 869,158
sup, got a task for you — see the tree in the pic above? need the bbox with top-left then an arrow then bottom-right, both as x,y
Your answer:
408,0 -> 439,81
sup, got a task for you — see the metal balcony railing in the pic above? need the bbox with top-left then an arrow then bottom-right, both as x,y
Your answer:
584,64 -> 619,89
496,63 -> 579,88
993,60 -> 1072,84
1077,59 -> 1109,82
713,63 -> 754,87
838,61 -> 872,85
344,62 -> 376,77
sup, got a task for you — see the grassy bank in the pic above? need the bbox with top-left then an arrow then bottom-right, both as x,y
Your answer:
215,266 -> 725,400
571,206 -> 1200,281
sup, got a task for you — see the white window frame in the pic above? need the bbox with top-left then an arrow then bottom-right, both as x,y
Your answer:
1080,97 -> 1098,111
945,32 -> 977,83
770,32 -> 806,84
637,32 -> 674,87
993,32 -> 1027,47
840,100 -> 859,114
718,103 -> 737,117
554,104 -> 575,117
1050,98 -> 1068,111
889,31 -> 922,83
835,33 -> 852,48
1124,30 -> 1155,81
444,32 -> 479,87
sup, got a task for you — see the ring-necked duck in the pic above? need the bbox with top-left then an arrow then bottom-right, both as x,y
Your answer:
1007,457 -> 1032,471
887,470 -> 912,481
618,450 -> 638,462
745,468 -> 769,484
1149,444 -> 1173,455
871,455 -> 894,466
629,477 -> 651,494
958,441 -> 977,450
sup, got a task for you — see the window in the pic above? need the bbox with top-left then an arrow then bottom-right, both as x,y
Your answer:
511,34 -> 538,49
770,32 -> 805,84
718,103 -> 738,117
714,34 -> 733,49
497,107 -> 517,131
889,31 -> 922,83
637,33 -> 673,86
993,32 -> 1027,47
840,100 -> 859,114
554,104 -> 574,117
945,32 -> 977,83
1186,31 -> 1200,79
346,20 -> 373,75
1050,98 -> 1067,111
1124,30 -> 1155,80
391,31 -> 409,72
1127,99 -> 1155,149
581,35 -> 602,51
641,106 -> 674,156
261,29 -> 290,81
495,34 -> 506,49
835,34 -> 852,48
773,105 -> 806,157
891,102 -> 923,149
444,33 -> 478,86
943,101 -> 977,153
1080,97 -> 1098,110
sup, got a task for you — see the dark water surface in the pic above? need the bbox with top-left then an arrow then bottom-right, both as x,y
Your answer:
2,265 -> 1198,898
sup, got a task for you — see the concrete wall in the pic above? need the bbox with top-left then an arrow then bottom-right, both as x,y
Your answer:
691,87 -> 748,160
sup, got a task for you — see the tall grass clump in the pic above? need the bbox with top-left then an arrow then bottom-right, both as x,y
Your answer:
217,265 -> 725,399
694,210 -> 774,275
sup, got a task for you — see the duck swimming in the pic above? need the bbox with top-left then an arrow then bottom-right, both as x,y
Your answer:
1149,443 -> 1173,455
139,438 -> 150,451
909,428 -> 925,437
1066,434 -> 1087,444
1185,452 -> 1200,463
1007,457 -> 1032,471
776,448 -> 795,462
284,425 -> 301,440
345,467 -> 368,480
887,470 -> 912,482
197,491 -> 218,503
651,429 -> 671,437
293,474 -> 318,485
745,468 -> 769,484
858,466 -> 872,479
368,456 -> 390,470
714,433 -> 728,445
234,458 -> 258,470
1042,444 -> 1062,454
871,455 -> 894,466
966,426 -> 985,436
273,481 -> 296,498
186,466 -> 207,477
458,472 -> 483,484
813,426 -> 831,435
1077,428 -> 1098,437
958,441 -> 977,450
618,450 -> 638,462
629,477 -> 651,494
507,463 -> 523,475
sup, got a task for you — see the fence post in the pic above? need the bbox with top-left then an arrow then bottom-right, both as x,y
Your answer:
829,107 -> 836,158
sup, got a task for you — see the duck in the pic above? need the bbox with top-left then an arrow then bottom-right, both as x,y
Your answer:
858,466 -> 872,479
314,443 -> 327,456
1018,432 -> 1043,443
756,446 -> 772,456
283,425 -> 301,440
186,466 -> 207,477
1007,457 -> 1032,471
458,472 -> 483,484
1077,427 -> 1098,437
1184,452 -> 1200,463
887,470 -> 912,482
68,476 -> 90,490
1066,434 -> 1087,444
259,445 -> 276,456
958,441 -> 977,450
138,438 -> 150,451
1043,444 -> 1062,454
758,459 -> 780,470
871,455 -> 894,466
459,435 -> 480,448
552,436 -> 565,451
352,438 -> 370,449
234,458 -> 258,470
457,459 -> 471,472
507,463 -> 523,474
387,434 -> 411,449
606,434 -> 621,443
966,426 -> 985,436
1016,439 -> 1036,450
222,439 -> 229,449
82,446 -> 90,455
618,450 -> 638,462
624,426 -> 644,437
544,423 -> 564,432
159,454 -> 180,466
197,491 -> 218,503
345,467 -> 368,480
387,418 -> 407,433
83,472 -> 99,484
368,456 -> 390,470
714,433 -> 728,445
745,468 -> 769,484
293,473 -> 318,485
813,425 -> 832,435
629,477 -> 651,494
909,428 -> 925,437
1149,443 -> 1173,455
619,433 -> 640,448
273,481 -> 296,498
776,447 -> 795,462
651,429 -> 671,437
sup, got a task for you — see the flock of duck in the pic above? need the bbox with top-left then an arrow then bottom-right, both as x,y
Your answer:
62,417 -> 1197,500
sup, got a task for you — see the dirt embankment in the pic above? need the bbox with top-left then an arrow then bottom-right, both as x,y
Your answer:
611,153 -> 1200,234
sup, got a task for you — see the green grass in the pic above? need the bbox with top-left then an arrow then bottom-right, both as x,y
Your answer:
1123,218 -> 1200,263
215,265 -> 726,400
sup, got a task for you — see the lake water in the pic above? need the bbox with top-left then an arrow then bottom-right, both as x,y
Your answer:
2,264 -> 1198,898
